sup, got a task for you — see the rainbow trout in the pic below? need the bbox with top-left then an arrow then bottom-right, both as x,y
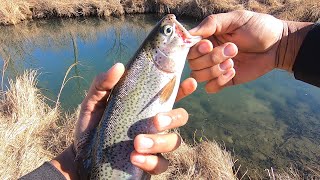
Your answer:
76,14 -> 201,179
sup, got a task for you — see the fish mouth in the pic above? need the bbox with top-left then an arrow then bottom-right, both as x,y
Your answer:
171,15 -> 202,47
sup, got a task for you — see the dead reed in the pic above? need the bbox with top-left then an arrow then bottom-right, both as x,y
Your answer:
1,1 -> 320,177
0,71 -> 317,179
152,140 -> 239,180
0,70 -> 57,179
0,0 -> 320,26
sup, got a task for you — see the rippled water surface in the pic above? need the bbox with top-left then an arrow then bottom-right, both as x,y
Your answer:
0,15 -> 319,177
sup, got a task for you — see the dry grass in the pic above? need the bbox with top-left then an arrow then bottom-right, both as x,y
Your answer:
1,3 -> 320,177
152,140 -> 239,180
0,70 -> 74,179
0,1 -> 319,179
0,0 -> 320,26
0,0 -> 124,25
0,70 -> 235,179
0,70 -> 56,179
0,70 -> 237,179
0,71 -> 318,179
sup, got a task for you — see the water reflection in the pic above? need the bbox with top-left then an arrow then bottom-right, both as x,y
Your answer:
0,15 -> 155,108
0,15 -> 319,178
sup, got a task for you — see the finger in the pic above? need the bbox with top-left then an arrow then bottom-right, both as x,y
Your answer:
187,39 -> 213,60
189,10 -> 254,38
130,151 -> 168,175
189,43 -> 237,71
175,78 -> 197,102
83,63 -> 125,107
191,59 -> 234,82
205,68 -> 236,93
153,108 -> 188,132
134,133 -> 181,154
78,63 -> 125,134
92,63 -> 125,93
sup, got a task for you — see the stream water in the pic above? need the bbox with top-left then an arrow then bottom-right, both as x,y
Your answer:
0,14 -> 319,177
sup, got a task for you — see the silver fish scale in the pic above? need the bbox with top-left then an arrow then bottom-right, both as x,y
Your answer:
90,48 -> 175,180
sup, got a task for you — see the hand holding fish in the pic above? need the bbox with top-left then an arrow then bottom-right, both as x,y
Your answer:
51,63 -> 197,180
188,10 -> 313,93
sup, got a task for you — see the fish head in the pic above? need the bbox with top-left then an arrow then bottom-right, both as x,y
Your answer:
146,14 -> 202,73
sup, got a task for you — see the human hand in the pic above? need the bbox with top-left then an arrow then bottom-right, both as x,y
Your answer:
52,63 -> 197,179
187,10 -> 312,93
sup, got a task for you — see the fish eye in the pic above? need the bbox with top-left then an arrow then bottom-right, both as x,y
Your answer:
162,25 -> 173,36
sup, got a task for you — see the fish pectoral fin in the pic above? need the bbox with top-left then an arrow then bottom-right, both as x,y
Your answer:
138,76 -> 177,115
160,76 -> 176,103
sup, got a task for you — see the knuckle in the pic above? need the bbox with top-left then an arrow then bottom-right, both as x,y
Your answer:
153,135 -> 165,146
217,80 -> 224,87
153,114 -> 161,130
187,46 -> 197,58
210,66 -> 218,77
149,158 -> 168,175
174,133 -> 182,146
133,134 -> 144,147
94,74 -> 103,90
217,76 -> 228,86
80,103 -> 91,114
206,14 -> 216,24
210,52 -> 219,65
166,133 -> 181,150
205,81 -> 220,93
233,10 -> 249,17
191,71 -> 201,81
149,167 -> 165,175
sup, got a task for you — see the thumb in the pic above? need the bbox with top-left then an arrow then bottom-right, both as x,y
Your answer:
189,10 -> 254,38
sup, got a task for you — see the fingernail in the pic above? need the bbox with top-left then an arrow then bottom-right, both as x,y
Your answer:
219,60 -> 233,71
113,62 -> 122,68
140,137 -> 154,149
223,69 -> 235,78
224,44 -> 236,57
158,115 -> 172,128
198,43 -> 210,54
132,155 -> 146,164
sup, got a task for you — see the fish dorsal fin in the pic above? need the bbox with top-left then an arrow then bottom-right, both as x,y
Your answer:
160,76 -> 176,103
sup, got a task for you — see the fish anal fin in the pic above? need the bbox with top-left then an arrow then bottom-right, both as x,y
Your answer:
160,76 -> 176,103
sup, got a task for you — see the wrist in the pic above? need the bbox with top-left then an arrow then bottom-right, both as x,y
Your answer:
276,21 -> 314,72
50,145 -> 78,180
